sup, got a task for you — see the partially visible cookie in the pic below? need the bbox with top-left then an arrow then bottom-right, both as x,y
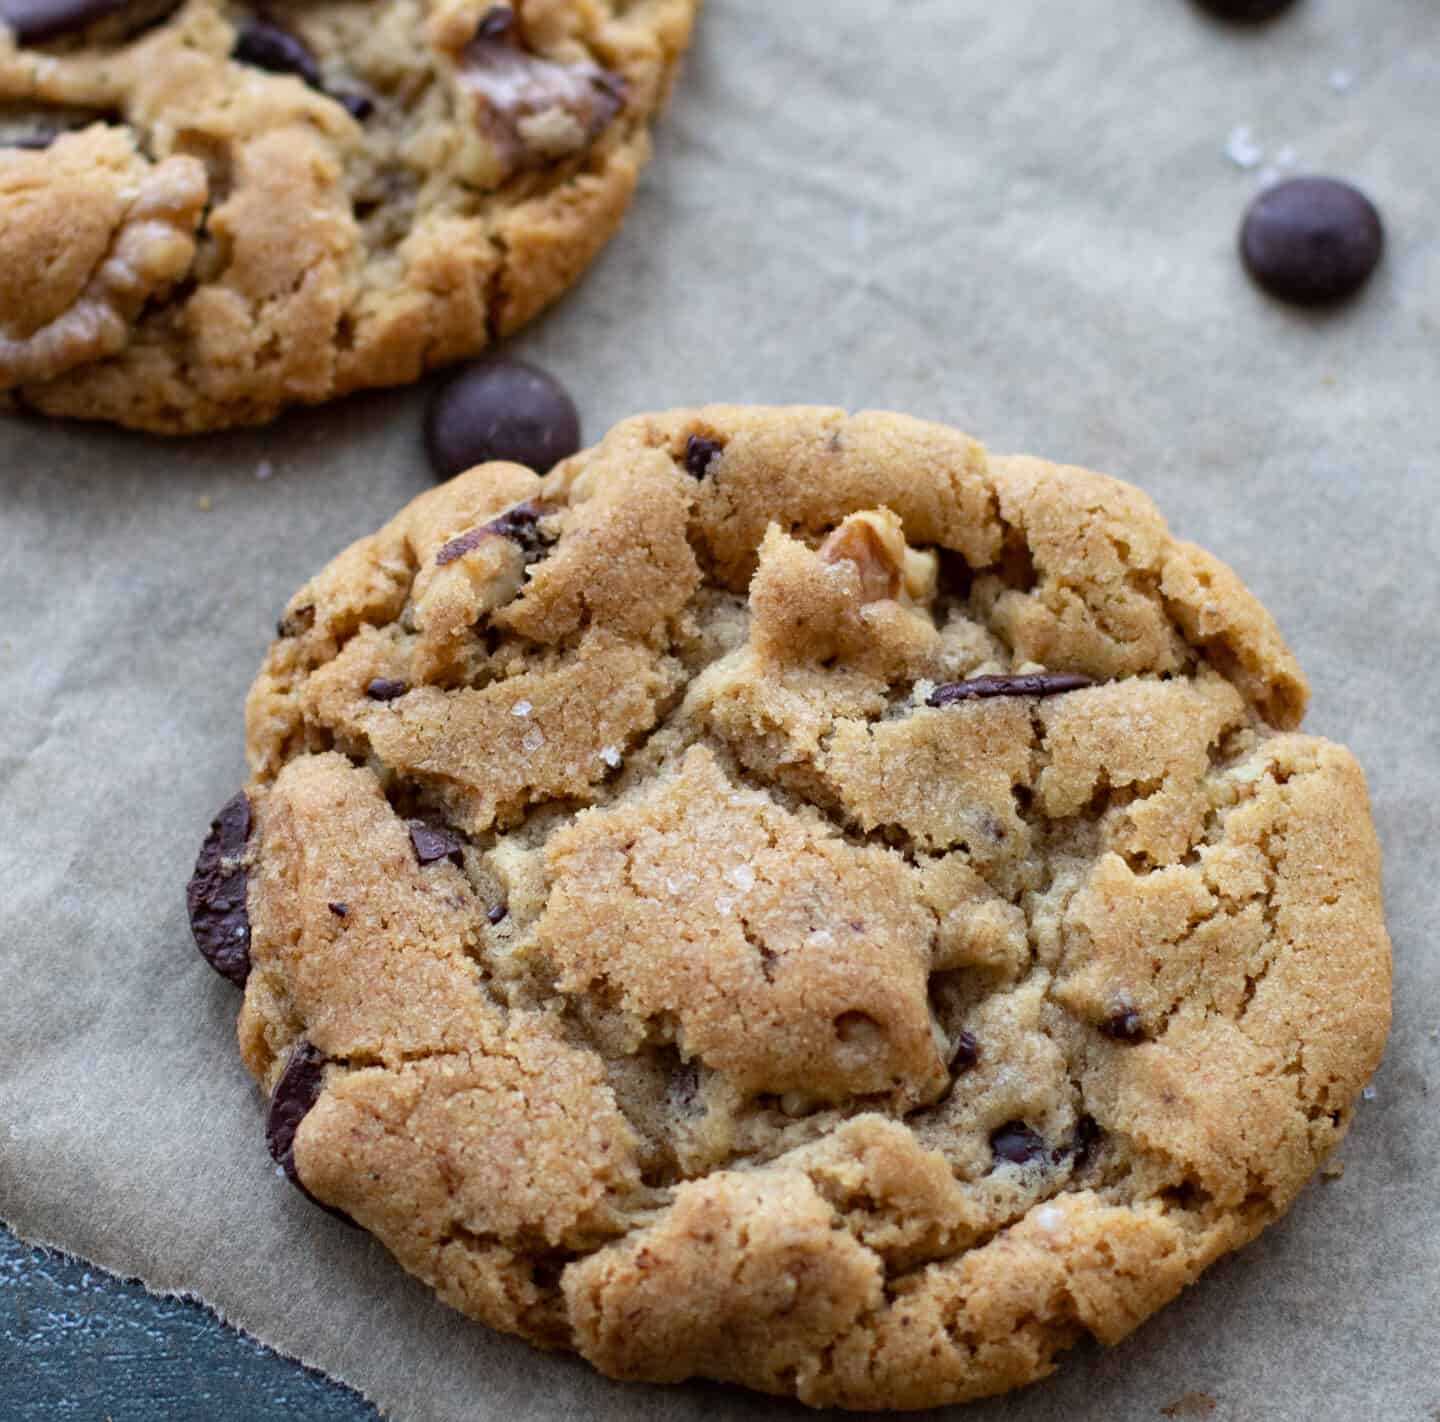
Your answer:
0,0 -> 696,431
193,406 -> 1391,1408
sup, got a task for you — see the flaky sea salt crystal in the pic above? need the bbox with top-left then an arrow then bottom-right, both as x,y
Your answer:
1329,67 -> 1354,92
716,895 -> 735,917
1362,1086 -> 1377,1101
600,745 -> 622,768
807,929 -> 835,948
1226,124 -> 1263,169
521,727 -> 544,753
1032,1205 -> 1065,1233
725,863 -> 756,892
511,700 -> 533,718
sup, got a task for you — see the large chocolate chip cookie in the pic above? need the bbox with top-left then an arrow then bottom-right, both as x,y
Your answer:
0,0 -> 696,431
189,406 -> 1391,1408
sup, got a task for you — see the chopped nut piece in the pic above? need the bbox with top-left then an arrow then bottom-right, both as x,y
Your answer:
819,510 -> 907,604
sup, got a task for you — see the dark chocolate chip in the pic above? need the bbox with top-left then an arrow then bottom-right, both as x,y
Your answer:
486,902 -> 508,925
0,0 -> 130,42
408,820 -> 465,867
275,603 -> 315,639
990,1120 -> 1047,1167
232,16 -> 322,88
423,360 -> 580,482
927,673 -> 1094,708
1070,1114 -> 1103,1170
186,791 -> 252,988
949,1030 -> 980,1072
1193,0 -> 1295,20
327,901 -> 349,917
364,677 -> 409,702
473,3 -> 514,39
684,435 -> 723,480
3,130 -> 58,149
264,1041 -> 356,1224
1240,176 -> 1384,306
434,499 -> 553,566
333,90 -> 373,120
1101,1004 -> 1146,1043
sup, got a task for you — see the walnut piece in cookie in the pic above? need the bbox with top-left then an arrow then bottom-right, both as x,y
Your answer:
0,127 -> 204,387
206,407 -> 1389,1409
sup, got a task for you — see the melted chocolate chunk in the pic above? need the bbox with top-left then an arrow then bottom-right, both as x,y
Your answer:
684,435 -> 723,480
1101,1004 -> 1146,1043
927,673 -> 1094,707
1069,1114 -> 1103,1170
949,1030 -> 980,1072
486,901 -> 509,925
1194,0 -> 1295,19
990,1120 -> 1047,1167
186,791 -> 253,988
264,1041 -> 356,1224
327,901 -> 349,917
1240,176 -> 1384,306
424,360 -> 581,481
232,16 -> 322,88
364,677 -> 409,702
457,8 -> 626,175
435,499 -> 554,566
0,0 -> 130,42
333,90 -> 373,120
408,820 -> 465,867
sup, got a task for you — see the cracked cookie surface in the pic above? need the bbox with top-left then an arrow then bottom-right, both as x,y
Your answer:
0,0 -> 696,431
203,405 -> 1391,1409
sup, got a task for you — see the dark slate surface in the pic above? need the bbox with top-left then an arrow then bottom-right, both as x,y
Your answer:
0,1225 -> 379,1420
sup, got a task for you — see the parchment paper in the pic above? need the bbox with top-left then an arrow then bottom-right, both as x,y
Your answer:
2,1 -> 1437,1417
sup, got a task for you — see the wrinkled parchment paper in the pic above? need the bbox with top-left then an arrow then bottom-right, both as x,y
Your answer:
3,1 -> 1437,1417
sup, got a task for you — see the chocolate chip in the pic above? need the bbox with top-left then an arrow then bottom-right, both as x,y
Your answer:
949,1030 -> 980,1072
408,820 -> 465,867
264,1040 -> 356,1224
333,90 -> 373,120
990,1120 -> 1047,1167
434,499 -> 554,566
459,15 -> 625,177
275,603 -> 315,639
364,677 -> 409,702
927,673 -> 1094,707
424,361 -> 581,482
1240,177 -> 1384,306
186,791 -> 253,988
1101,1004 -> 1146,1043
232,16 -> 322,88
0,0 -> 131,42
1070,1114 -> 1103,1170
327,901 -> 348,917
1194,0 -> 1295,20
684,435 -> 723,480
486,902 -> 508,925
474,3 -> 514,39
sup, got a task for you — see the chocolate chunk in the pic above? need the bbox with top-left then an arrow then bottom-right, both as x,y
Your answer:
408,820 -> 465,867
364,677 -> 409,702
684,435 -> 723,480
1194,0 -> 1294,20
327,901 -> 348,917
949,1030 -> 980,1072
458,9 -> 626,175
333,90 -> 373,120
0,0 -> 130,42
186,791 -> 253,988
1101,1004 -> 1146,1043
990,1121 -> 1047,1167
264,1040 -> 356,1224
486,901 -> 508,925
927,673 -> 1094,707
1240,177 -> 1384,306
1069,1114 -> 1103,1170
435,499 -> 554,566
232,17 -> 322,88
424,360 -> 581,481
